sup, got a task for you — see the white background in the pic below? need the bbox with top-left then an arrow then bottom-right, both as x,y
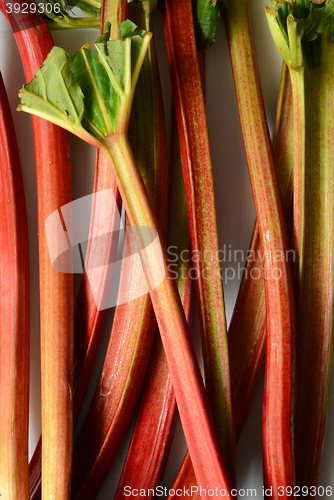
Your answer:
1,1 -> 334,498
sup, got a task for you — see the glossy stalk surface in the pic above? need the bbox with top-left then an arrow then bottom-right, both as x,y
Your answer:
164,0 -> 234,477
294,30 -> 334,492
0,71 -> 30,500
71,3 -> 169,498
0,6 -> 75,499
220,1 -> 296,496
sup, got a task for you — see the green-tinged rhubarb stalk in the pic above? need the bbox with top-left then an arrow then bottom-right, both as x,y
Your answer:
73,0 -> 126,435
28,10 -> 126,497
266,3 -> 305,287
114,94 -> 193,500
295,30 -> 334,491
72,230 -> 158,500
18,25 -> 233,495
71,3 -> 169,497
266,2 -> 334,491
114,48 -> 206,499
229,63 -> 294,439
219,0 -> 296,498
73,0 -> 126,426
166,64 -> 294,500
0,72 -> 30,500
0,5 -> 74,499
47,17 -> 100,29
164,0 -> 235,479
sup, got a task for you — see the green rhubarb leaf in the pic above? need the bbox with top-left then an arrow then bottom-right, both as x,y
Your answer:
297,0 -> 334,40
119,19 -> 147,39
193,0 -> 220,51
274,0 -> 334,41
95,21 -> 149,93
95,39 -> 127,91
19,46 -> 84,133
97,21 -> 111,43
267,0 -> 334,68
95,33 -> 151,93
69,45 -> 119,136
130,35 -> 150,78
19,29 -> 151,141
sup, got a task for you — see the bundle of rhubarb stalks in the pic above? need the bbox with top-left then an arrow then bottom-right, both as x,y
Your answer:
1,0 -> 334,498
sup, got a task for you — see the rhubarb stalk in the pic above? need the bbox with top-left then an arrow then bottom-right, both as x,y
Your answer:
0,5 -> 74,499
114,47 -> 207,498
229,63 -> 294,439
266,2 -> 334,490
19,26 -> 234,494
164,0 -> 235,477
114,91 -> 193,499
0,71 -> 30,500
166,62 -> 295,500
220,0 -> 296,497
71,5 -> 170,496
294,30 -> 334,490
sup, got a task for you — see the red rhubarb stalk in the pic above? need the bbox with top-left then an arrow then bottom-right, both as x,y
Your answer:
229,63 -> 294,438
72,153 -> 122,421
70,2 -> 169,498
29,5 -> 126,499
103,134 -> 233,495
166,63 -> 294,500
72,0 -> 126,425
19,26 -> 235,496
220,0 -> 296,497
0,71 -> 30,500
294,31 -> 334,490
164,0 -> 235,477
114,86 -> 194,498
0,5 -> 74,499
266,5 -> 334,490
114,48 -> 207,498
29,149 -> 123,500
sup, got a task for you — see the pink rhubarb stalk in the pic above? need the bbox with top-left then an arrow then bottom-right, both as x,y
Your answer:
229,63 -> 294,438
0,71 -> 30,500
266,8 -> 334,490
29,5 -> 126,499
18,20 -> 235,498
0,5 -> 74,499
164,0 -> 235,477
166,63 -> 294,500
293,31 -> 334,491
114,49 -> 207,498
219,1 -> 296,497
71,2 -> 169,498
114,93 -> 193,499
